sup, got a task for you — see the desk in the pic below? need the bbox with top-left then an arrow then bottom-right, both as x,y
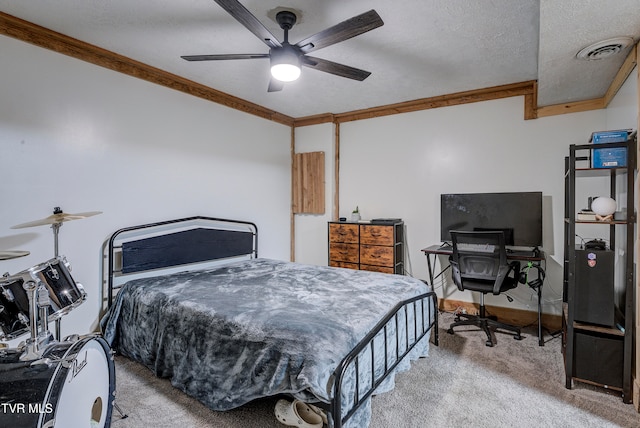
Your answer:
421,244 -> 546,346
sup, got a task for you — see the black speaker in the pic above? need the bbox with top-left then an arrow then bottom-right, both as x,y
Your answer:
574,247 -> 615,326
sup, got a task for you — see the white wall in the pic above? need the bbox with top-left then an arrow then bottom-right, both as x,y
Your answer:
606,67 -> 638,129
0,35 -> 291,342
296,96 -> 622,317
293,123 -> 335,264
603,66 -> 638,310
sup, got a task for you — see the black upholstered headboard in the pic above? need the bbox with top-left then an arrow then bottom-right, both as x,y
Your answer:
107,216 -> 257,307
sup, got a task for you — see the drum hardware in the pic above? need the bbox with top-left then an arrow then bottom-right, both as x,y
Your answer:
63,333 -> 80,342
11,207 -> 102,341
37,282 -> 52,341
113,401 -> 128,420
20,280 -> 54,361
2,286 -> 13,301
46,265 -> 60,281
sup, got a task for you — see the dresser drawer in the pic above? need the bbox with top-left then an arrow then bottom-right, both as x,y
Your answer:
360,225 -> 394,246
359,264 -> 395,274
329,261 -> 359,270
329,243 -> 359,263
360,244 -> 394,267
329,223 -> 359,243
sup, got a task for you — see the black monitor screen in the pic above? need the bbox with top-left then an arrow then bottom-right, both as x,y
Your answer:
440,192 -> 543,248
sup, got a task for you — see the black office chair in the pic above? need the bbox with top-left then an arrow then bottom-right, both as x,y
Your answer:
447,230 -> 522,347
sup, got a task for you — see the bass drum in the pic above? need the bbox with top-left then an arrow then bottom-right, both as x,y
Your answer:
0,335 -> 115,428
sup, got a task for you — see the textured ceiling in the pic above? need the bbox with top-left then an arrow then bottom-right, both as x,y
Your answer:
0,0 -> 639,118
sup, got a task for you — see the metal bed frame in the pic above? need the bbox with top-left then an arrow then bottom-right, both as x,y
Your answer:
106,216 -> 438,428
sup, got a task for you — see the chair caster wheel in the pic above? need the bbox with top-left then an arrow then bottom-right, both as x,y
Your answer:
485,341 -> 494,347
447,328 -> 454,335
514,335 -> 523,341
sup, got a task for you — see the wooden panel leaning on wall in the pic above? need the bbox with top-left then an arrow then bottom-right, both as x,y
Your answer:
292,151 -> 325,214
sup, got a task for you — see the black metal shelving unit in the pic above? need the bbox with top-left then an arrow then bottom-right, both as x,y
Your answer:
563,136 -> 636,403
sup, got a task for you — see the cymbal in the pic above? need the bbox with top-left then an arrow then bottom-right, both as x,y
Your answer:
0,250 -> 30,260
11,210 -> 102,229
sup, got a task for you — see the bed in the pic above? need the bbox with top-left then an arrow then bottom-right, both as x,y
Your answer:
101,216 -> 438,428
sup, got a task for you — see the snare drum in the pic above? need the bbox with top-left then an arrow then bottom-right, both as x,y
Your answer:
0,275 -> 30,340
0,335 -> 115,427
19,257 -> 86,320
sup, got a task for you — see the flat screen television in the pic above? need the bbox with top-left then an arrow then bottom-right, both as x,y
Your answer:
440,191 -> 543,248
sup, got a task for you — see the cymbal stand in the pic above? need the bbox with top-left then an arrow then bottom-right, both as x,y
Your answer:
51,207 -> 62,340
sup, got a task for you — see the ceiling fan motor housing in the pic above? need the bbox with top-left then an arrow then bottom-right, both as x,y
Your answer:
276,11 -> 297,31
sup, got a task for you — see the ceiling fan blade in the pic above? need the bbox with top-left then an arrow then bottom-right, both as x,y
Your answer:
267,78 -> 285,92
181,53 -> 269,61
302,56 -> 371,81
296,9 -> 384,54
213,0 -> 282,49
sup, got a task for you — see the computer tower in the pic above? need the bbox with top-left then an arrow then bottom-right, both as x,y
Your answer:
574,247 -> 615,326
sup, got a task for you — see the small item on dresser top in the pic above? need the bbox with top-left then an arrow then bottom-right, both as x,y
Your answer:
370,218 -> 402,224
350,206 -> 361,222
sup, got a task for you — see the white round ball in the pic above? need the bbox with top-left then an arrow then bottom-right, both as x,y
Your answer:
591,197 -> 617,216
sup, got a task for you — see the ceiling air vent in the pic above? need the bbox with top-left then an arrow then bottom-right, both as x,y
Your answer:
576,37 -> 635,60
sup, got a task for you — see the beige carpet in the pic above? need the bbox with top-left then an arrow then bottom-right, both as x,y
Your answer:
110,312 -> 639,428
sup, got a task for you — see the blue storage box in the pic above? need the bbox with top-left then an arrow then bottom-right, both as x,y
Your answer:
593,147 -> 627,168
589,129 -> 632,144
590,129 -> 633,168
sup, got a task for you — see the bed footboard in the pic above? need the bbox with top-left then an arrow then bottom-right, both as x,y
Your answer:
330,291 -> 438,428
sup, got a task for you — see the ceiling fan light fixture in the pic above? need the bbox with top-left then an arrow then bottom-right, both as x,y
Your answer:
271,63 -> 301,82
270,47 -> 301,82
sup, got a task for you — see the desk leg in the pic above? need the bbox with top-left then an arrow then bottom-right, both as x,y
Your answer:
538,285 -> 543,346
426,254 -> 435,287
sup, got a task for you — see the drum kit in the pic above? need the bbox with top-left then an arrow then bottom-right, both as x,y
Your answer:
0,208 -> 125,428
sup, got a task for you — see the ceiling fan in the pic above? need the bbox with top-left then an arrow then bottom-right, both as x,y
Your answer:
181,0 -> 384,92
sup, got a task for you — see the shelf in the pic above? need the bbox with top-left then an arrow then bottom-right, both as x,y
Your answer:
573,321 -> 625,337
563,218 -> 630,225
575,220 -> 629,225
575,167 -> 628,173
563,136 -> 636,403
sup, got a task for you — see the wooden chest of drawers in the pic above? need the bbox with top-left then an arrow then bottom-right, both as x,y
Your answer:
328,221 -> 404,274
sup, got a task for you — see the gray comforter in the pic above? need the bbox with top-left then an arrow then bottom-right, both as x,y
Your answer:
102,258 -> 433,427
